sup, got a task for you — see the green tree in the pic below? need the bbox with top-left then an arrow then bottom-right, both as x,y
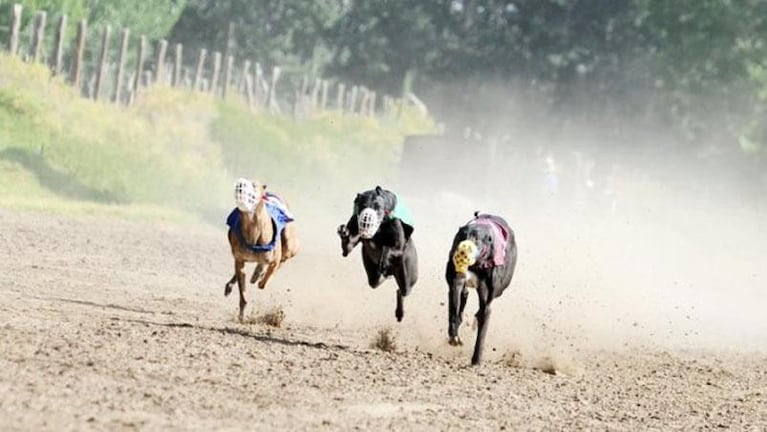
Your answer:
1,0 -> 87,47
169,0 -> 345,73
84,0 -> 186,40
1,0 -> 185,41
327,0 -> 446,95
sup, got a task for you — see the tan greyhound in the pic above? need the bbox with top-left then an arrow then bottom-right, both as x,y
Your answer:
225,178 -> 299,321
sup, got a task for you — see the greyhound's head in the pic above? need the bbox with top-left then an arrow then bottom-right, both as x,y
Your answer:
353,186 -> 391,239
234,178 -> 267,215
452,221 -> 493,273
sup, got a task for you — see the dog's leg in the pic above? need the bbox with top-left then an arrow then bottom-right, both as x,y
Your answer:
392,261 -> 412,322
362,250 -> 386,288
250,263 -> 265,284
281,223 -> 299,261
338,220 -> 361,257
459,288 -> 469,319
392,257 -> 413,296
224,274 -> 236,296
377,246 -> 391,276
471,284 -> 492,366
340,233 -> 361,257
235,259 -> 247,322
257,261 -> 281,290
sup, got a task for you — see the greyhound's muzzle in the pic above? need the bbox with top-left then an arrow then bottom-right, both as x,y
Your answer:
453,240 -> 479,274
357,208 -> 381,239
234,178 -> 258,213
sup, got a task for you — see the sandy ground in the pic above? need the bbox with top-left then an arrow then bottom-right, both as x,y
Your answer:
0,207 -> 765,431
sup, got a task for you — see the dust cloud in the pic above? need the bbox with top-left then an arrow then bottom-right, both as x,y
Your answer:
231,87 -> 767,368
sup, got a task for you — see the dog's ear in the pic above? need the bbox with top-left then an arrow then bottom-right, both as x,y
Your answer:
375,185 -> 383,195
263,184 -> 268,190
402,222 -> 414,240
474,211 -> 480,218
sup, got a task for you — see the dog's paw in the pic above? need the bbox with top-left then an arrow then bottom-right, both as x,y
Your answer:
337,224 -> 349,238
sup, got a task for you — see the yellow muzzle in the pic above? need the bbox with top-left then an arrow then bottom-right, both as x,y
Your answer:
452,240 -> 478,274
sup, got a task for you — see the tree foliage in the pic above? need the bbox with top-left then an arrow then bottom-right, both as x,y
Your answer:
4,0 -> 767,155
169,0 -> 344,72
1,0 -> 184,53
83,0 -> 186,40
321,0 -> 767,154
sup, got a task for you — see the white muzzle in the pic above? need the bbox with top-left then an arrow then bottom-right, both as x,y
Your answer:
357,208 -> 381,239
234,178 -> 259,213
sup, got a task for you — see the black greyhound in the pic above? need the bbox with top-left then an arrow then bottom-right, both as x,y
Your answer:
446,212 -> 517,365
337,186 -> 418,322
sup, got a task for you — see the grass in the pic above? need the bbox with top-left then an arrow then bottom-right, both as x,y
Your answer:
0,52 -> 435,223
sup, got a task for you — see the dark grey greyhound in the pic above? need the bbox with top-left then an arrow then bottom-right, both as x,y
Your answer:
446,212 -> 517,365
337,186 -> 418,322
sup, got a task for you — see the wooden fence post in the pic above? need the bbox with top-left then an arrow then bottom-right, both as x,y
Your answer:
244,71 -> 254,110
311,78 -> 321,110
86,73 -> 96,99
251,73 -> 260,108
224,21 -> 235,61
193,48 -> 206,91
131,35 -> 146,104
221,20 -> 235,93
320,80 -> 329,110
359,88 -> 369,116
223,54 -> 233,99
254,62 -> 266,106
114,28 -> 130,104
237,59 -> 251,93
30,11 -> 47,62
349,85 -> 359,114
70,19 -> 87,88
93,25 -> 111,101
52,15 -> 67,76
336,83 -> 345,111
154,39 -> 168,84
172,43 -> 183,87
266,66 -> 281,112
210,51 -> 222,96
368,91 -> 377,116
297,74 -> 309,114
9,4 -> 22,56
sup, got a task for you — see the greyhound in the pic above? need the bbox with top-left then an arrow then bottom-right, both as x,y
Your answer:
446,212 -> 517,365
337,186 -> 418,322
225,178 -> 299,321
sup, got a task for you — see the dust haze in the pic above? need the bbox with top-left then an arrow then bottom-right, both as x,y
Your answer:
251,83 -> 767,367
3,87 -> 765,432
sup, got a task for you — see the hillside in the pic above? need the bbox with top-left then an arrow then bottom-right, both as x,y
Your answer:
0,53 -> 433,223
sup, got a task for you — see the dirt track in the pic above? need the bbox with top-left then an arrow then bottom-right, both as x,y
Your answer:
1,208 -> 765,431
